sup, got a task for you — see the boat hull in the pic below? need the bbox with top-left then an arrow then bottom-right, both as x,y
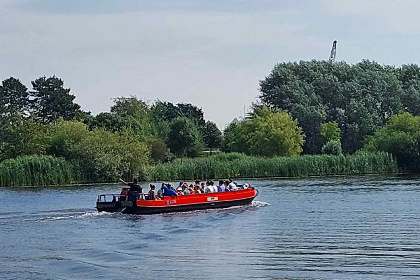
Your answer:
97,188 -> 258,215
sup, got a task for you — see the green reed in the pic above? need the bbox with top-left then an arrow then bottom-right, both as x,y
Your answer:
141,152 -> 398,181
0,155 -> 82,187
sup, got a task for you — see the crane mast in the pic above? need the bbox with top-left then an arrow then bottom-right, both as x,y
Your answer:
329,40 -> 337,62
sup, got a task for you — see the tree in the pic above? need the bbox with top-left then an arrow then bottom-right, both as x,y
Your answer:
167,117 -> 204,157
321,121 -> 342,155
364,112 -> 420,172
258,60 -> 409,154
0,77 -> 29,122
47,120 -> 150,181
148,139 -> 169,163
0,118 -> 48,161
222,119 -> 248,154
203,121 -> 222,149
29,76 -> 80,124
177,103 -> 205,128
223,107 -> 304,156
321,122 -> 341,142
245,107 -> 304,156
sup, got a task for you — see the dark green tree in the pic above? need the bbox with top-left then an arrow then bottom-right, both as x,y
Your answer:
29,76 -> 80,124
203,121 -> 222,149
0,77 -> 30,122
364,112 -> 420,172
167,117 -> 204,157
259,60 -> 409,154
177,103 -> 205,128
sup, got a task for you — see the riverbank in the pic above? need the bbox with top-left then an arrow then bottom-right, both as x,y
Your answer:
0,152 -> 398,188
141,152 -> 398,181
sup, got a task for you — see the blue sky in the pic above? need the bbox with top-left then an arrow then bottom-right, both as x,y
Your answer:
1,0 -> 420,128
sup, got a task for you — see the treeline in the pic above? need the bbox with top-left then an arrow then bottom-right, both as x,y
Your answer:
1,59 -> 419,187
0,76 -> 223,183
258,60 -> 420,172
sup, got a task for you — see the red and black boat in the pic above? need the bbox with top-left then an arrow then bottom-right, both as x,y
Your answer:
96,187 -> 258,215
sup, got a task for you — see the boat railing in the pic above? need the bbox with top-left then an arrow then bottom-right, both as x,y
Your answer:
97,193 -> 149,202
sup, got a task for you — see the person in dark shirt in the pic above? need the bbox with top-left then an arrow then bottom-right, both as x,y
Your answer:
148,184 -> 156,200
120,178 -> 142,200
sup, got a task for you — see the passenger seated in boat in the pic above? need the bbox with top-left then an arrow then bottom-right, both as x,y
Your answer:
182,183 -> 190,195
148,184 -> 156,200
204,181 -> 212,193
188,184 -> 194,194
217,180 -> 226,192
194,180 -> 201,188
204,181 -> 217,193
163,184 -> 177,197
176,187 -> 183,195
119,187 -> 129,201
200,182 -> 206,193
157,183 -> 165,199
228,179 -> 238,191
191,185 -> 201,194
224,180 -> 230,191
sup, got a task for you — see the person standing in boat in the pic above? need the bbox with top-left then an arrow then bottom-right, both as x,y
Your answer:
120,178 -> 142,200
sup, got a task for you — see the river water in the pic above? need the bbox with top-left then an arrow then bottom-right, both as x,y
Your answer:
0,176 -> 419,280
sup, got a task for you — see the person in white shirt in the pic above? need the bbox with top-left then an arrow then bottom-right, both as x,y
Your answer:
228,179 -> 238,191
204,181 -> 213,193
209,181 -> 218,193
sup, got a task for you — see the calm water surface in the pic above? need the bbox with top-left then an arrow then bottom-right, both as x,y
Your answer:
1,176 -> 419,280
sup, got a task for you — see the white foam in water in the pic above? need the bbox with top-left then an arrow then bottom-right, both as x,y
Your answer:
22,211 -> 113,222
251,201 -> 270,207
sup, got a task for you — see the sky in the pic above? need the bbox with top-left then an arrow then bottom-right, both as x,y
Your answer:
1,0 -> 420,129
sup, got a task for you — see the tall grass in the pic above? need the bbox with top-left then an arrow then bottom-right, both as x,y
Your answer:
141,152 -> 398,181
0,155 -> 82,187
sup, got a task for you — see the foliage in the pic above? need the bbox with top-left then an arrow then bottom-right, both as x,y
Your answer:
203,121 -> 222,149
29,76 -> 81,124
148,139 -> 169,163
364,112 -> 420,172
0,77 -> 29,121
322,140 -> 343,155
141,152 -> 397,181
167,117 -> 204,157
259,60 -> 420,154
321,122 -> 341,142
0,155 -> 81,187
46,120 -> 150,181
223,107 -> 304,156
0,118 -> 48,161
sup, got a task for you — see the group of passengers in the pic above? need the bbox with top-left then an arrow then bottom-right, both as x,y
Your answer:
120,178 -> 248,201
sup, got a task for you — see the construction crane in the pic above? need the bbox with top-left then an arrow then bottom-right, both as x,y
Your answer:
329,40 -> 337,62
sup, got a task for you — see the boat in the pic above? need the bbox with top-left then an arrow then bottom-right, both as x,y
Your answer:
96,186 -> 258,215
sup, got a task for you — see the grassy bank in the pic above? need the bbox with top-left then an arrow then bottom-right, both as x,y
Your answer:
141,152 -> 398,181
0,152 -> 398,187
0,155 -> 82,187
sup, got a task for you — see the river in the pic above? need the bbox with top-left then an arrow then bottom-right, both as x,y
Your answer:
0,175 -> 419,280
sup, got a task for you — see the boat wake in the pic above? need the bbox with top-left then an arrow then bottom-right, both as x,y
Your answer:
21,210 -> 114,222
251,200 -> 270,207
